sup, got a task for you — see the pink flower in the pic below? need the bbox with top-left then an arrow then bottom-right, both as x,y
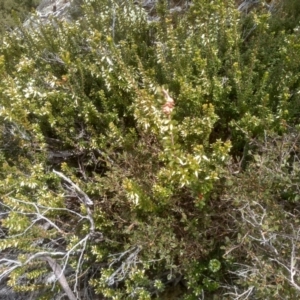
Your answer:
162,88 -> 175,116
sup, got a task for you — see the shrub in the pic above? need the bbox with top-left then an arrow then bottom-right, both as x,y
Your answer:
1,0 -> 300,298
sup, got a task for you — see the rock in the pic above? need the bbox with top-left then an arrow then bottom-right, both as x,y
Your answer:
23,0 -> 81,28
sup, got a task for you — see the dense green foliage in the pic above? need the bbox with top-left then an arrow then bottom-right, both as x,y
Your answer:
1,0 -> 300,298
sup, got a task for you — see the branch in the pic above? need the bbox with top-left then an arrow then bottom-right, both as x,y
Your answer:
44,256 -> 77,300
0,251 -> 65,281
53,170 -> 93,206
106,246 -> 142,286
